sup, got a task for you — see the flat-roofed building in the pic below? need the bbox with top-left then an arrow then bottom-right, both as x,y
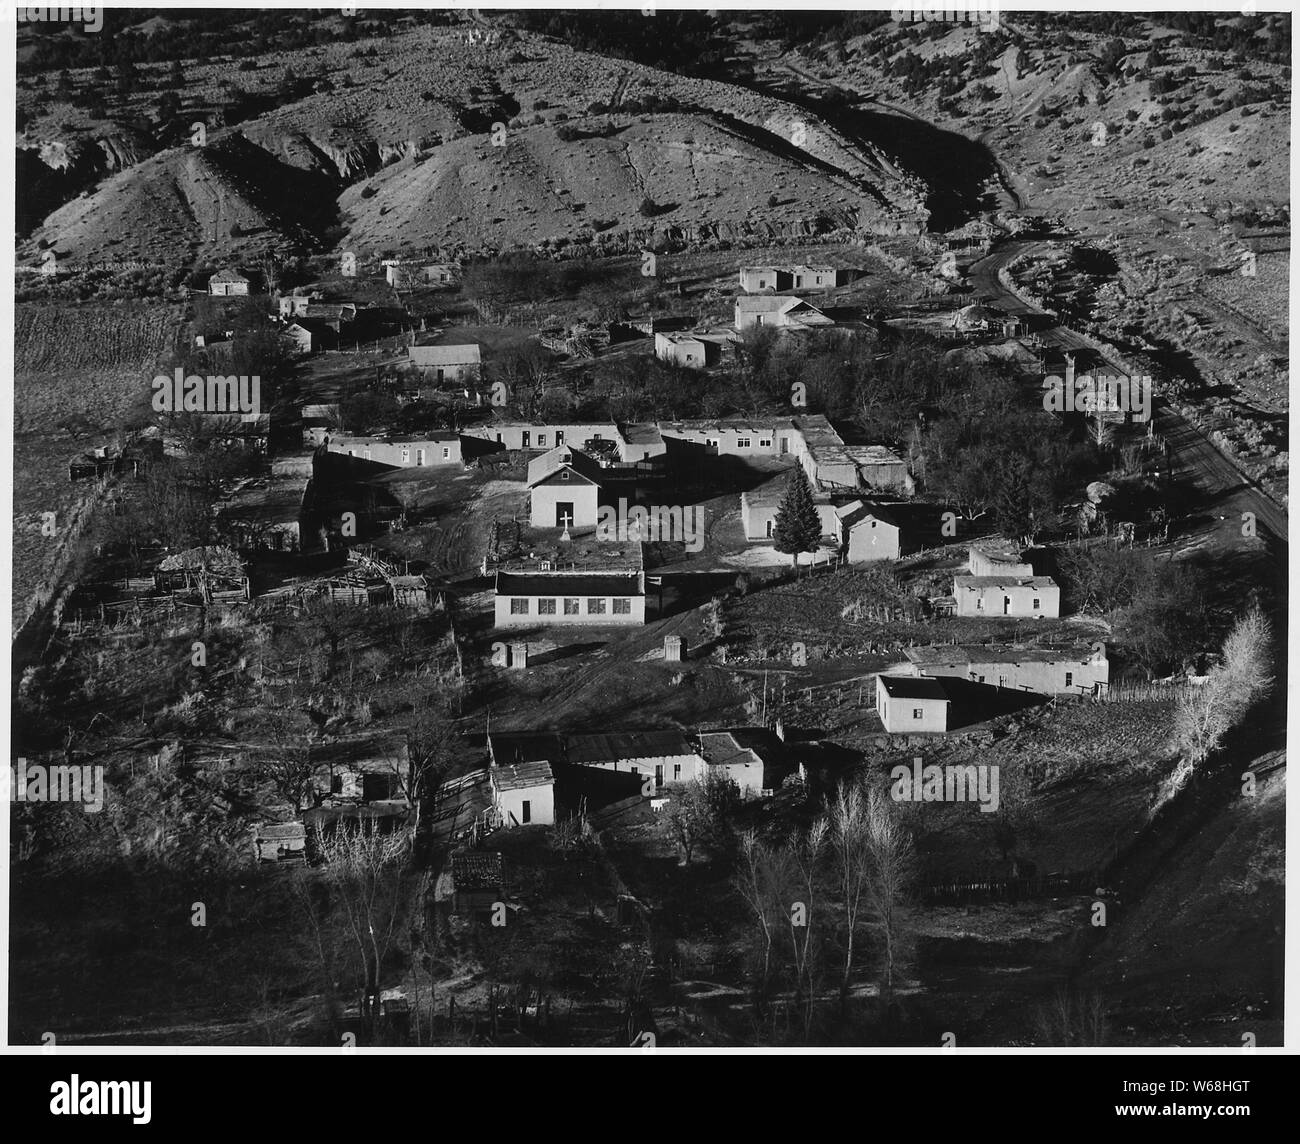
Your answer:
408,341 -> 482,383
952,574 -> 1060,618
327,433 -> 463,467
876,674 -> 952,733
904,644 -> 1109,696
738,265 -> 838,292
493,570 -> 647,628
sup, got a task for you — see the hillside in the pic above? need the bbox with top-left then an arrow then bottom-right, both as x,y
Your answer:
20,23 -> 937,267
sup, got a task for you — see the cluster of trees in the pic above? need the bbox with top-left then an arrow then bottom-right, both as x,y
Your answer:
20,10 -> 447,74
512,9 -> 723,74
924,369 -> 1092,545
735,782 -> 917,1039
1056,545 -> 1211,675
1170,607 -> 1273,793
461,252 -> 641,307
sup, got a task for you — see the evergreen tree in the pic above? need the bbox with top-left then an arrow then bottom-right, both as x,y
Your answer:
772,466 -> 823,571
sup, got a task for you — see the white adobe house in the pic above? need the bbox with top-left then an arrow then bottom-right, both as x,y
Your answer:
876,674 -> 952,733
697,729 -> 784,797
526,445 -> 603,529
738,265 -> 838,292
952,574 -> 1061,618
903,644 -> 1109,696
734,295 -> 833,331
654,332 -> 720,369
494,571 -> 647,628
327,433 -> 463,467
209,268 -> 250,296
385,261 -> 460,288
279,293 -> 316,318
837,502 -> 904,562
739,483 -> 839,542
408,341 -> 482,383
490,760 -> 555,827
566,730 -> 706,790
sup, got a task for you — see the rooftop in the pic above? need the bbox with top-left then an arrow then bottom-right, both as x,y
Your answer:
451,850 -> 504,891
494,571 -> 645,597
905,645 -> 1101,667
878,674 -> 952,702
488,731 -> 564,766
492,759 -> 555,792
308,734 -> 409,770
526,446 -> 604,488
566,730 -> 695,764
410,342 -> 483,364
954,575 -> 1059,590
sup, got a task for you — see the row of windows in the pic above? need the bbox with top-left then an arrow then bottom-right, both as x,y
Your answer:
509,597 -> 635,616
973,596 -> 1043,611
347,446 -> 452,463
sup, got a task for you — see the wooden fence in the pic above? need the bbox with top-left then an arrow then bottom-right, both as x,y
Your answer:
919,869 -> 1100,905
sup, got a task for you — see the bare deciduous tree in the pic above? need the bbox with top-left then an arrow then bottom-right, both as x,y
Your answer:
788,819 -> 827,1040
828,782 -> 873,1001
863,784 -> 918,998
313,822 -> 414,1042
1171,606 -> 1273,798
735,829 -> 792,1010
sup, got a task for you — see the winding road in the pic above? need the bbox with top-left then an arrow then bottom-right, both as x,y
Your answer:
969,239 -> 1288,546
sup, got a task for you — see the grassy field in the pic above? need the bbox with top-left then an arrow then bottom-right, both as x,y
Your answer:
12,300 -> 186,622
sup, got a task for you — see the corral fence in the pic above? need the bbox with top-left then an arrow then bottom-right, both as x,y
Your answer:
919,869 -> 1101,905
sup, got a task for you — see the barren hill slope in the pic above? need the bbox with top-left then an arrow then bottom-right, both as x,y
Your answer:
21,24 -> 933,267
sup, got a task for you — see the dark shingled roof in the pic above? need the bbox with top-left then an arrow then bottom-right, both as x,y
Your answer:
877,674 -> 952,702
526,445 -> 604,488
452,850 -> 504,891
566,730 -> 694,763
495,571 -> 644,598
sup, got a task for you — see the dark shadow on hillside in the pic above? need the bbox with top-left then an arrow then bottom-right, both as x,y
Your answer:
943,677 -> 1047,730
742,80 -> 999,230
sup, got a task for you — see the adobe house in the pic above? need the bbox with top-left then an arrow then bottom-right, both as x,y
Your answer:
740,482 -> 839,542
837,502 -> 905,563
281,317 -> 337,353
654,332 -> 720,369
208,268 -> 250,296
566,730 -> 705,790
904,644 -> 1110,696
489,760 -> 555,827
278,293 -> 313,318
738,265 -> 838,292
408,340 -> 482,383
696,727 -> 788,797
385,261 -> 460,288
526,445 -> 603,529
308,733 -> 410,805
952,573 -> 1061,618
734,295 -> 833,331
327,433 -> 464,468
876,674 -> 952,733
493,570 -> 647,628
